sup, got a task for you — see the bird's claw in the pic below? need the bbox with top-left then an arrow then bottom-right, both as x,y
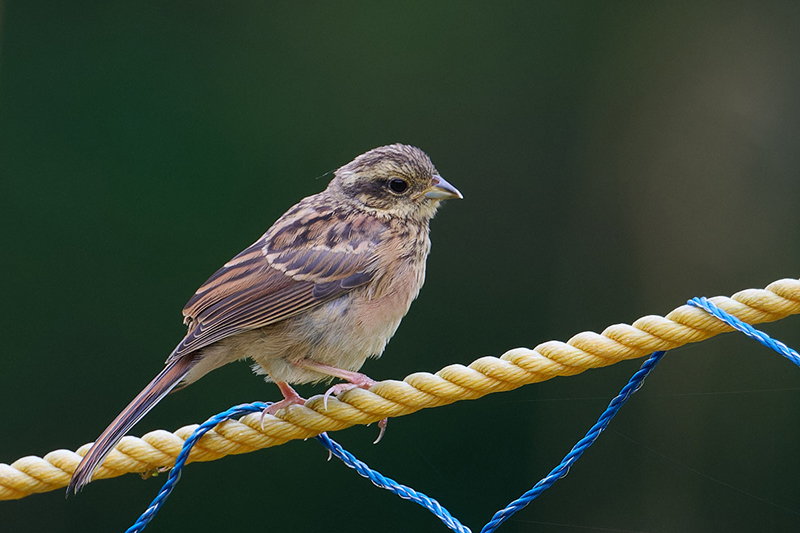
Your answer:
373,418 -> 388,444
260,395 -> 306,430
323,383 -> 360,410
319,376 -> 387,443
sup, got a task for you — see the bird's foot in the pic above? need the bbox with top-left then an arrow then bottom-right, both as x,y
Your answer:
319,374 -> 387,444
322,375 -> 376,410
260,381 -> 306,430
296,362 -> 390,443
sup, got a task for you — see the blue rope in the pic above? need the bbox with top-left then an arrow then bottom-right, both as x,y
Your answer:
688,297 -> 800,368
315,433 -> 471,533
125,401 -> 470,533
479,350 -> 667,533
125,402 -> 272,533
125,297 -> 798,532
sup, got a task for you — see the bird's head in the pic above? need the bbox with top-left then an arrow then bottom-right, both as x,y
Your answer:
330,144 -> 462,220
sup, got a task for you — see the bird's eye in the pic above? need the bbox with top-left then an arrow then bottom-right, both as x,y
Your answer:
388,178 -> 409,194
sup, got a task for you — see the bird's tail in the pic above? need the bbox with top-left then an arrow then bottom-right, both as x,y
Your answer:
67,355 -> 196,495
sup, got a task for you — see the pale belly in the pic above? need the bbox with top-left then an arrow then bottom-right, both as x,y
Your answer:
185,271 -> 421,385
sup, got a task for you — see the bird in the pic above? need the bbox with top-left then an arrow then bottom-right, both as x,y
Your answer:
67,143 -> 462,494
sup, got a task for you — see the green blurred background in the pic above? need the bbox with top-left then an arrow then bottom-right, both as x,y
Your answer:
2,2 -> 800,532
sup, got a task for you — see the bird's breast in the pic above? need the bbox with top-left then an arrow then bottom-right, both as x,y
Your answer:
244,221 -> 431,384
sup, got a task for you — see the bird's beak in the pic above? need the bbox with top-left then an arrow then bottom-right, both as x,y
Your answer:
424,175 -> 463,200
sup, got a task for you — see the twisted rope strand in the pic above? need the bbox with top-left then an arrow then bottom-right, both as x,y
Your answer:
3,278 -> 799,501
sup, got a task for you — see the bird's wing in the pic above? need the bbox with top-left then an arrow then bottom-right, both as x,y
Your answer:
170,203 -> 384,361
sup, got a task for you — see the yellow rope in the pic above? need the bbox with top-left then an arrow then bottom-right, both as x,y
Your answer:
2,277 -> 799,501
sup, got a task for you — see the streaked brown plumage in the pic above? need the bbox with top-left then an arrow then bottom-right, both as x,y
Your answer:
68,144 -> 461,494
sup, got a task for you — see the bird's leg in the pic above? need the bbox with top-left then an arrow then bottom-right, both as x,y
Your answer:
260,380 -> 306,429
297,361 -> 388,443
